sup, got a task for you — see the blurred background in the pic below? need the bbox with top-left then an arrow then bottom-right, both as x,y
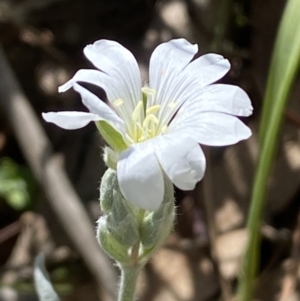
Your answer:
0,0 -> 299,300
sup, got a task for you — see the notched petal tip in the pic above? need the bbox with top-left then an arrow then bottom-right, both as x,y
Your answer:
212,57 -> 231,76
230,85 -> 253,116
237,123 -> 252,140
223,58 -> 231,70
169,38 -> 198,55
154,135 -> 206,192
58,80 -> 73,93
42,111 -> 101,130
180,53 -> 231,90
195,53 -> 231,69
85,39 -> 119,50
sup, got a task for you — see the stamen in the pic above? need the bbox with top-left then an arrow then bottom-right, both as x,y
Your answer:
146,105 -> 160,115
132,101 -> 143,121
141,87 -> 156,96
126,89 -> 172,143
136,122 -> 143,132
138,135 -> 147,142
125,133 -> 134,144
113,98 -> 124,107
143,114 -> 159,128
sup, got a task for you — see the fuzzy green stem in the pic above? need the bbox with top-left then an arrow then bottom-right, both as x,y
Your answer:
118,265 -> 142,301
117,209 -> 146,301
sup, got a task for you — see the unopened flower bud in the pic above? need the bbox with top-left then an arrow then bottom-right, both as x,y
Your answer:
97,216 -> 130,264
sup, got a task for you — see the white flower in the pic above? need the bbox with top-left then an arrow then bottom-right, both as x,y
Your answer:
42,39 -> 252,211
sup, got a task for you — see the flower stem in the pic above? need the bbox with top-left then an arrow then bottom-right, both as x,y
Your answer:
117,209 -> 146,301
118,265 -> 142,301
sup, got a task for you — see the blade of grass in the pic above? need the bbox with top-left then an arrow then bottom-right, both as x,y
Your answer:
238,0 -> 300,300
259,0 -> 300,142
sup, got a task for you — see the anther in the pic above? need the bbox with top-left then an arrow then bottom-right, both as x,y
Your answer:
131,101 -> 143,121
143,114 -> 159,128
141,87 -> 156,96
113,99 -> 124,107
146,105 -> 160,115
125,133 -> 134,144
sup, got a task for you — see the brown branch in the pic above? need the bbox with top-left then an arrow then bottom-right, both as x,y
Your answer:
0,43 -> 117,299
0,222 -> 21,244
278,211 -> 300,301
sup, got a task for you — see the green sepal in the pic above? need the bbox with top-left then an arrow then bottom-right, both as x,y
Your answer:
106,189 -> 139,247
140,177 -> 175,249
102,147 -> 119,170
97,217 -> 130,264
140,202 -> 174,249
99,168 -> 139,248
99,168 -> 117,213
96,120 -> 127,152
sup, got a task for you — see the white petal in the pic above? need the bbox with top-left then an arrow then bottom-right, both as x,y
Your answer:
170,112 -> 251,146
181,53 -> 230,88
148,39 -> 198,127
59,69 -> 135,126
149,39 -> 198,95
175,84 -> 253,119
59,69 -> 122,105
117,143 -> 164,211
200,84 -> 253,116
154,134 -> 206,190
42,111 -> 101,129
84,40 -> 141,109
73,84 -> 126,133
154,53 -> 230,128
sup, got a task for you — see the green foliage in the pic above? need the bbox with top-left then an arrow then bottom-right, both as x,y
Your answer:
0,157 -> 36,210
238,0 -> 300,300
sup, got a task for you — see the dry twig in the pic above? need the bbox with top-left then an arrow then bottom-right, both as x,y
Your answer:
0,43 -> 117,299
278,212 -> 300,301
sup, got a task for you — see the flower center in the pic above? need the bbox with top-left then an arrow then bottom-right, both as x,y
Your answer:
125,87 -> 168,144
112,87 -> 171,145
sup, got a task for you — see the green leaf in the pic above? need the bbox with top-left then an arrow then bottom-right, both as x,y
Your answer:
97,217 -> 131,264
259,0 -> 300,142
238,1 -> 300,300
0,158 -> 36,210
